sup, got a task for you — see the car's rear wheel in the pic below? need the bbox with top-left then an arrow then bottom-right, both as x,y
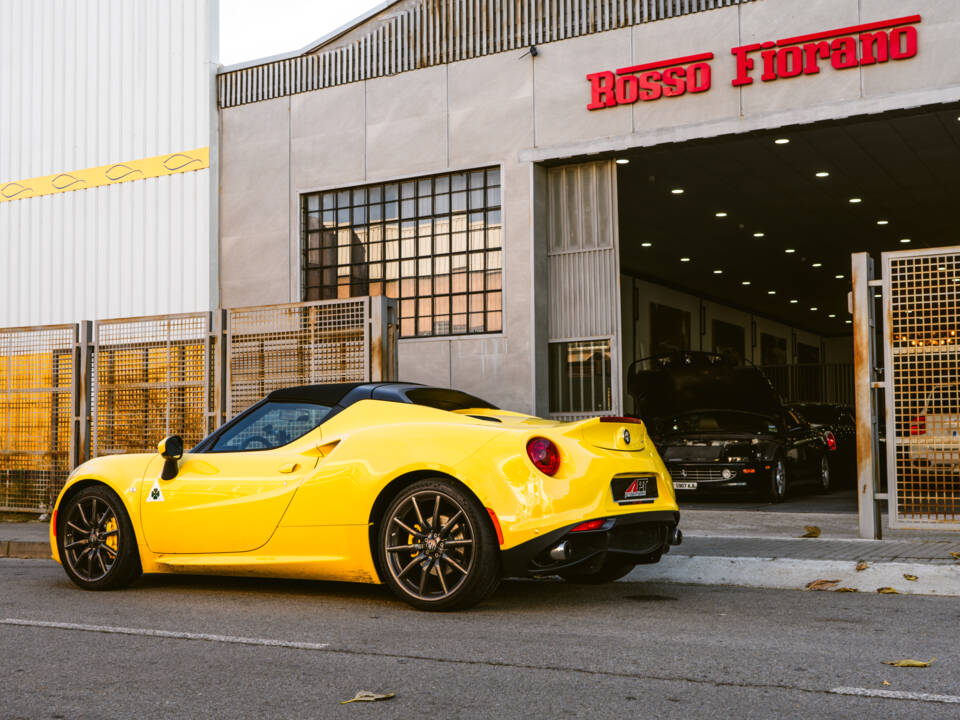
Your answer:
816,455 -> 832,494
559,557 -> 637,584
768,458 -> 787,503
58,485 -> 141,590
377,479 -> 500,611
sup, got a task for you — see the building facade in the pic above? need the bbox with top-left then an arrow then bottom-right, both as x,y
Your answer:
215,0 -> 960,417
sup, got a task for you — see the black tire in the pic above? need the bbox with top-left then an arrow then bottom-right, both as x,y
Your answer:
768,458 -> 787,503
816,455 -> 832,495
559,557 -> 637,584
57,485 -> 142,591
377,479 -> 501,611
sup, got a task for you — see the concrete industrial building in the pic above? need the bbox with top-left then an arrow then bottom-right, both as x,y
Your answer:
215,0 -> 960,420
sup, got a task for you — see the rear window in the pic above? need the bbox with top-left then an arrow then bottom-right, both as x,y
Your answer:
405,388 -> 497,412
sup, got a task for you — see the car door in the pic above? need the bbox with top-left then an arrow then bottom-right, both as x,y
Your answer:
783,410 -> 818,481
140,401 -> 329,554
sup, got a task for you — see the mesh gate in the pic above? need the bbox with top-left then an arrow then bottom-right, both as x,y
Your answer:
226,299 -> 369,418
92,314 -> 213,456
0,325 -> 76,511
884,249 -> 960,529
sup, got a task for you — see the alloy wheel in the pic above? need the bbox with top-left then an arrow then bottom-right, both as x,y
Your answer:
820,456 -> 831,491
383,490 -> 476,602
62,495 -> 120,583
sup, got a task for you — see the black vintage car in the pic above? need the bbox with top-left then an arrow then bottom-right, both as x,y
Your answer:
628,352 -> 831,502
788,402 -> 857,486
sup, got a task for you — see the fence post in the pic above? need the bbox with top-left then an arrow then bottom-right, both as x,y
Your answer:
851,252 -> 882,540
75,321 -> 93,466
211,309 -> 227,429
369,296 -> 398,381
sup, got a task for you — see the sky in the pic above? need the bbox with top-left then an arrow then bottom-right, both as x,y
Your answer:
219,0 -> 386,66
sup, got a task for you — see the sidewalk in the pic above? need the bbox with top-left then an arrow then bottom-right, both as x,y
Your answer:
4,512 -> 960,596
0,521 -> 50,560
629,508 -> 960,596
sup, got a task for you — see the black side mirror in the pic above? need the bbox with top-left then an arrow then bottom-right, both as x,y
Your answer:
158,435 -> 183,480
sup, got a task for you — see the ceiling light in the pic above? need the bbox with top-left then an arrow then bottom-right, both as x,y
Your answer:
616,158 -> 630,165
835,274 -> 845,279
680,257 -> 691,262
767,290 -> 776,295
815,171 -> 830,178
877,220 -> 888,225
774,138 -> 790,145
671,188 -> 684,195
874,292 -> 881,298
713,269 -> 723,274
811,262 -> 822,268
715,212 -> 728,218
742,281 -> 751,286
641,242 -> 652,247
753,232 -> 765,238
785,248 -> 796,254
849,197 -> 862,204
810,307 -> 819,311
829,314 -> 837,318
900,238 -> 911,244
845,320 -> 852,324
790,299 -> 798,304
939,265 -> 947,271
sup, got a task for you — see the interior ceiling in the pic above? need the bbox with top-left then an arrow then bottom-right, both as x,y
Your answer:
613,105 -> 960,337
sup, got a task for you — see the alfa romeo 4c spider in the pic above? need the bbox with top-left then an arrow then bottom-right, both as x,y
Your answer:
51,383 -> 681,610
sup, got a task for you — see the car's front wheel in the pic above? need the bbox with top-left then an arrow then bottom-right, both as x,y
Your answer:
58,485 -> 142,590
768,458 -> 788,503
377,479 -> 501,611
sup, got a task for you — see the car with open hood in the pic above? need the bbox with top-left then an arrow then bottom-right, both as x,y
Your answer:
628,352 -> 831,502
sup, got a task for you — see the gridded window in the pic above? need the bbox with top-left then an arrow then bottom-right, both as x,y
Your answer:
302,168 -> 503,337
549,339 -> 612,414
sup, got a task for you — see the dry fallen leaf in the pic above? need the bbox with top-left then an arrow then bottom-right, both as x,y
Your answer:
835,587 -> 858,593
856,560 -> 869,572
801,525 -> 821,538
950,552 -> 960,560
877,587 -> 899,594
903,574 -> 918,582
882,681 -> 891,686
341,691 -> 396,704
882,658 -> 935,668
806,578 -> 840,591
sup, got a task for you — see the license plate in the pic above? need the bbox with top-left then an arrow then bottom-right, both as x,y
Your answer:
673,482 -> 698,490
611,475 -> 659,504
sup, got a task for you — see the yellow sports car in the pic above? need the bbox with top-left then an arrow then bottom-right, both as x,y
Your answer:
51,383 -> 681,610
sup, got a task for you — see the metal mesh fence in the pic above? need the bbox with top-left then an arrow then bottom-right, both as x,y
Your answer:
887,251 -> 960,527
0,325 -> 76,511
92,314 -> 212,456
227,299 -> 369,417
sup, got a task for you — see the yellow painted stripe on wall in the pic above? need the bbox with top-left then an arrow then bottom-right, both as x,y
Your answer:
0,147 -> 210,204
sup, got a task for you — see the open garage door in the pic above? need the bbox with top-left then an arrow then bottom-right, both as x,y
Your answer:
546,161 -> 622,420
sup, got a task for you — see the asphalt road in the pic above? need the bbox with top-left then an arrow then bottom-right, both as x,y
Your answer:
2,559 -> 958,719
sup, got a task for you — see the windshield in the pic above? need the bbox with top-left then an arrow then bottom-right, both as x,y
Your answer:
660,411 -> 779,436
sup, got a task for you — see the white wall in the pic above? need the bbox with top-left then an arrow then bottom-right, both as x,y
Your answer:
0,0 -> 218,326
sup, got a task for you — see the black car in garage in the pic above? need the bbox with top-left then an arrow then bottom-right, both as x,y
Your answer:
628,352 -> 832,502
788,402 -> 857,486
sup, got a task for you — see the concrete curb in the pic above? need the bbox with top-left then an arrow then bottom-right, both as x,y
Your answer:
1,541 -> 51,560
628,554 -> 960,597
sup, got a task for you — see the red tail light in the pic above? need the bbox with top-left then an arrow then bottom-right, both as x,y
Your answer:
910,416 -> 926,435
526,437 -> 560,476
824,431 -> 837,452
571,518 -> 606,532
599,416 -> 643,424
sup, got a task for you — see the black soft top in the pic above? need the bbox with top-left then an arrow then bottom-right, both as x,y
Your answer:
267,382 -> 497,414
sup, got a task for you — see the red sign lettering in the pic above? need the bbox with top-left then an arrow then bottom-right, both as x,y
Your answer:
590,15 -> 921,109
586,52 -> 714,110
